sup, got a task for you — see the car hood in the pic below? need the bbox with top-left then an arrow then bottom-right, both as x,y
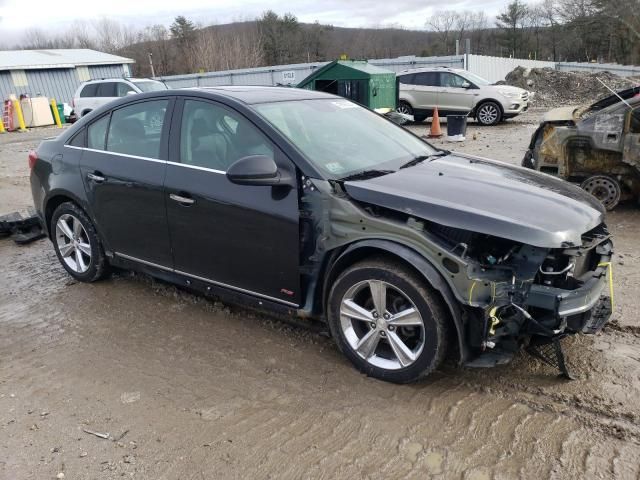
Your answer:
492,85 -> 527,95
344,153 -> 605,248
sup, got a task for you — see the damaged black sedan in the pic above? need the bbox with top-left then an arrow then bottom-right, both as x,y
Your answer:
30,87 -> 613,383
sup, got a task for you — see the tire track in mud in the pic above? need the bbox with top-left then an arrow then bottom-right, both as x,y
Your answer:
2,240 -> 640,479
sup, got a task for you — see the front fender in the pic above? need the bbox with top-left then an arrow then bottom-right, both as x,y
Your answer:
327,239 -> 470,364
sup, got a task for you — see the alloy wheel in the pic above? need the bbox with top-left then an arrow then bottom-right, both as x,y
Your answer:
396,104 -> 412,115
55,213 -> 92,273
477,103 -> 499,125
339,280 -> 426,370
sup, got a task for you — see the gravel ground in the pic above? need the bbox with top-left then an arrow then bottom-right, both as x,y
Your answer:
1,112 -> 639,479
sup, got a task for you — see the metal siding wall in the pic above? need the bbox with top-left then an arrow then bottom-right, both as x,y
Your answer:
466,55 -> 556,83
88,64 -> 127,80
158,56 -> 465,89
24,68 -> 79,104
0,71 -> 16,100
556,62 -> 640,77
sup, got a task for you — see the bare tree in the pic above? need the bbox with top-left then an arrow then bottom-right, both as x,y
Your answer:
426,10 -> 459,54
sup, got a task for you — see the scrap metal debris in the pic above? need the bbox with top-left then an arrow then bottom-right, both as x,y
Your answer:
82,428 -> 110,439
0,207 -> 45,244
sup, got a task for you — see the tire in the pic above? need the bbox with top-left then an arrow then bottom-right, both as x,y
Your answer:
51,202 -> 108,282
476,101 -> 502,126
580,175 -> 621,210
327,257 -> 449,383
396,101 -> 414,125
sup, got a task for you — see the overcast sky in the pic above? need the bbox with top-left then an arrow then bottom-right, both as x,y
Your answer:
0,0 -> 527,41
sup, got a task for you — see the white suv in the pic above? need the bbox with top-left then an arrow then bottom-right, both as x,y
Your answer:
72,78 -> 167,117
397,67 -> 530,126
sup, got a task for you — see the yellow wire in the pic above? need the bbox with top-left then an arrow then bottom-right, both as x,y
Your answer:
598,262 -> 614,311
468,281 -> 476,304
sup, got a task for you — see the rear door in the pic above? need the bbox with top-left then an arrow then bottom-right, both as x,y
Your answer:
79,98 -> 174,266
411,72 -> 441,111
164,97 -> 301,305
437,72 -> 475,113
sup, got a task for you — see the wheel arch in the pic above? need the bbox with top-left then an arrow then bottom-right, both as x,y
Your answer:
320,239 -> 469,364
473,98 -> 504,119
44,191 -> 87,239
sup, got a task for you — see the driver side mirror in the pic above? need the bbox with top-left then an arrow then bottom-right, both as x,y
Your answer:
126,90 -> 137,96
461,81 -> 471,89
226,155 -> 291,186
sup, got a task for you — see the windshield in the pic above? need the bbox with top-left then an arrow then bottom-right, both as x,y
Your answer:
462,72 -> 491,86
133,80 -> 167,92
254,99 -> 438,179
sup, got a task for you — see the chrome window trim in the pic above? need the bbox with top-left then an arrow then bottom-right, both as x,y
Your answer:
166,161 -> 225,175
115,252 -> 299,308
64,145 -> 227,174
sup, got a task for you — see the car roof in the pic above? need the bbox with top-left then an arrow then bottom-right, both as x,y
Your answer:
187,86 -> 337,104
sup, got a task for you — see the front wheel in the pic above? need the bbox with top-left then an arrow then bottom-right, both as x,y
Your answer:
327,258 -> 449,383
476,101 -> 502,126
51,202 -> 108,282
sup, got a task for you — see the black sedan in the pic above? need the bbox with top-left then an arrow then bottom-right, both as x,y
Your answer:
30,86 -> 613,383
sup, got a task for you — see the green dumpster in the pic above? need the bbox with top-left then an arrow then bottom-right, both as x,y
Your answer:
297,60 -> 397,111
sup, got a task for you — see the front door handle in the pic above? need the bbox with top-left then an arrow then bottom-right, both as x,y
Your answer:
87,172 -> 105,183
169,193 -> 195,206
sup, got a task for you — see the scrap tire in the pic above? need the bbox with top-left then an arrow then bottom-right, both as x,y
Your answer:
327,257 -> 449,384
580,175 -> 621,211
51,202 -> 109,282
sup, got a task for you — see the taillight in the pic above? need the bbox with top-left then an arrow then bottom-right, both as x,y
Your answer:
28,150 -> 38,169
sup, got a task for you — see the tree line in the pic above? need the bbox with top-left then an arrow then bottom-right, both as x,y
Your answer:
9,0 -> 640,77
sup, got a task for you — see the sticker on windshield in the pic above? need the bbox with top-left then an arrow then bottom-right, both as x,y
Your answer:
325,162 -> 346,173
331,100 -> 357,109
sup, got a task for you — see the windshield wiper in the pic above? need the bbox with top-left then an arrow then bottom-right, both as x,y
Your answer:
399,150 -> 449,169
338,169 -> 395,182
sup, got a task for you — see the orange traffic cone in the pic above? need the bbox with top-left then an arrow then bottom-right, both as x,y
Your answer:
428,106 -> 443,138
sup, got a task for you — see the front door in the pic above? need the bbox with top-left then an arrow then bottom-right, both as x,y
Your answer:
79,98 -> 174,266
164,98 -> 301,305
437,72 -> 476,114
623,107 -> 640,165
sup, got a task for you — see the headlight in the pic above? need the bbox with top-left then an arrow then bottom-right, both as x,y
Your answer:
497,89 -> 521,99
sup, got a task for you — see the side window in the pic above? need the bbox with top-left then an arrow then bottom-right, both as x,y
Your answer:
68,129 -> 86,147
116,82 -> 135,97
87,115 -> 110,150
106,100 -> 169,159
398,74 -> 415,85
629,109 -> 640,134
440,73 -> 467,88
96,82 -> 117,97
180,99 -> 273,172
414,72 -> 439,87
80,84 -> 98,97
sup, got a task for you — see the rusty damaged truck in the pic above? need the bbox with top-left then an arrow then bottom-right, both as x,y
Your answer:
523,86 -> 640,210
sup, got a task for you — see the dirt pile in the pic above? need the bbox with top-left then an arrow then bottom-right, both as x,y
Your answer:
504,66 -> 640,106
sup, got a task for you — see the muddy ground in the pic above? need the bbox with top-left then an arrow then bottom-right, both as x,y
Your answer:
1,110 -> 639,479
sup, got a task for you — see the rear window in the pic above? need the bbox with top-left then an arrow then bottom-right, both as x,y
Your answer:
96,82 -> 117,97
80,83 -> 98,97
106,100 -> 168,159
398,74 -> 415,85
87,115 -> 109,150
413,72 -> 439,87
132,81 -> 167,93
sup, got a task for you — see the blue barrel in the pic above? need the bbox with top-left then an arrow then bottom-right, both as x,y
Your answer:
447,115 -> 467,137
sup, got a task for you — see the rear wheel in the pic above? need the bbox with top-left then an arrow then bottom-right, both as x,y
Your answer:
476,101 -> 502,126
51,202 -> 108,282
327,258 -> 449,383
396,101 -> 414,125
581,175 -> 621,210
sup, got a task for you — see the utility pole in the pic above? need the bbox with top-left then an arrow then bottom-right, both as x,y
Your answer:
148,53 -> 155,78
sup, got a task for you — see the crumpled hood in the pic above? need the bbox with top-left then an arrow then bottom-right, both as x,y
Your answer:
344,153 -> 605,248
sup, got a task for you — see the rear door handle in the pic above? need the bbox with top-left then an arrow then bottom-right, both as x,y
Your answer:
87,172 -> 105,183
169,193 -> 195,206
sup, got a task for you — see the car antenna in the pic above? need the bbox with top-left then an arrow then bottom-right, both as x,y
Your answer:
596,77 -> 633,109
